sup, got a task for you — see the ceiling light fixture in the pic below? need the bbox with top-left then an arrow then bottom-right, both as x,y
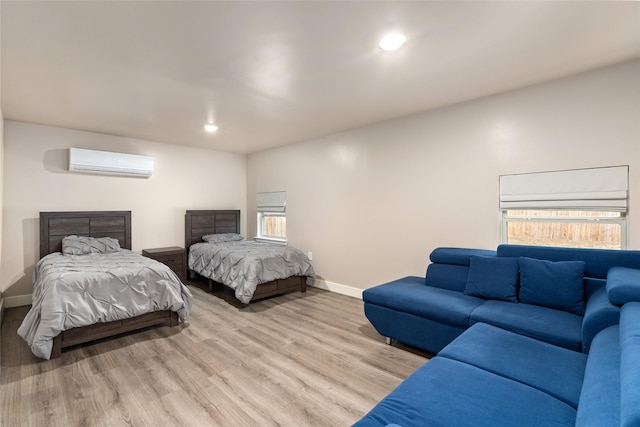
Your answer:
378,33 -> 407,51
204,124 -> 218,133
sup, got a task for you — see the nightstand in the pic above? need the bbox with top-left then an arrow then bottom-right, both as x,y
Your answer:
142,246 -> 186,281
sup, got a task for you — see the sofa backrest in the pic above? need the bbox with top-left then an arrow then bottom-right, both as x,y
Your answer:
620,302 -> 640,426
575,324 -> 620,426
581,302 -> 640,426
497,245 -> 640,298
425,248 -> 496,292
425,244 -> 640,300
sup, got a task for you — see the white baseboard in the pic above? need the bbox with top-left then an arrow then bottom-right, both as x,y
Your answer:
309,279 -> 363,300
3,294 -> 32,308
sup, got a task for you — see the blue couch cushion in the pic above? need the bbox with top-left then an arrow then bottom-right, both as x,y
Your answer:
620,302 -> 640,427
353,358 -> 576,427
607,267 -> 640,305
463,256 -> 519,302
439,323 -> 586,408
581,286 -> 620,353
575,325 -> 620,427
519,257 -> 586,315
424,263 -> 470,292
429,247 -> 497,266
497,244 -> 640,280
469,300 -> 583,351
363,277 -> 485,327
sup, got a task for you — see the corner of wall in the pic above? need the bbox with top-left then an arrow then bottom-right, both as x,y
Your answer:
0,296 -> 4,327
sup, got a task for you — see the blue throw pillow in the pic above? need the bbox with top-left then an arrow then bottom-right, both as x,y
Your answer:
463,256 -> 519,302
519,257 -> 585,315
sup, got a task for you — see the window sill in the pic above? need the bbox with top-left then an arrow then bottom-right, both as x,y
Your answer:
254,237 -> 288,246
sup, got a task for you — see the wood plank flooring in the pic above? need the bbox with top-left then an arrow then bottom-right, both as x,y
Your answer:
1,284 -> 430,426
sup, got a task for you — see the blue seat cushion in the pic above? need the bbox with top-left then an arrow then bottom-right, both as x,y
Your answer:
469,300 -> 583,351
363,277 -> 485,327
439,323 -> 587,408
353,358 -> 576,427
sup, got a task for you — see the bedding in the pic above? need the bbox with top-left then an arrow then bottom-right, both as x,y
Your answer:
18,249 -> 192,359
188,240 -> 315,303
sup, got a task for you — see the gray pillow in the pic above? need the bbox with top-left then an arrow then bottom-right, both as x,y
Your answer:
62,235 -> 121,255
202,233 -> 243,243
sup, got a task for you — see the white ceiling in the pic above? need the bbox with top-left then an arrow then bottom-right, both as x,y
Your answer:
2,1 -> 639,155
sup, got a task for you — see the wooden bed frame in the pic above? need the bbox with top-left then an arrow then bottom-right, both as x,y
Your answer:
184,209 -> 306,302
40,211 -> 178,359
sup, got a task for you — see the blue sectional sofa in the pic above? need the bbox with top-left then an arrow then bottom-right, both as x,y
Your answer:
364,245 -> 640,354
357,245 -> 640,427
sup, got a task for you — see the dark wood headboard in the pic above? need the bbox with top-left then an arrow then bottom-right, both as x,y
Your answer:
185,210 -> 240,249
40,211 -> 132,258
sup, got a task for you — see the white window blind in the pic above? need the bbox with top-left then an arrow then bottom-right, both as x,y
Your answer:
499,166 -> 628,211
257,191 -> 286,212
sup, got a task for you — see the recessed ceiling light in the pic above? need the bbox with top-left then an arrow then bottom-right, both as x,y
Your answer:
204,124 -> 218,133
378,33 -> 406,51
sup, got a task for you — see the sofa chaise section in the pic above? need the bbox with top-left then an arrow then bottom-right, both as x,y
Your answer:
363,276 -> 486,353
353,323 -> 582,427
355,300 -> 640,427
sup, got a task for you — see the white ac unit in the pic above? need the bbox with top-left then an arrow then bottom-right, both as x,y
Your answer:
69,148 -> 154,178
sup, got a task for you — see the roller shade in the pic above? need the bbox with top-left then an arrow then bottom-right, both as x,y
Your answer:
257,191 -> 286,212
500,166 -> 628,211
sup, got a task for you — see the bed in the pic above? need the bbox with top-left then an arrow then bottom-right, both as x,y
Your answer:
185,210 -> 315,304
17,211 -> 192,360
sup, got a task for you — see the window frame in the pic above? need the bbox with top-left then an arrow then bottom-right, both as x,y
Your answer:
256,211 -> 287,244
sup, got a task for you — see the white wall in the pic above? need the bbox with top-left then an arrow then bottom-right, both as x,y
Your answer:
247,60 -> 640,292
1,121 -> 247,297
0,0 -> 4,365
0,114 -> 4,301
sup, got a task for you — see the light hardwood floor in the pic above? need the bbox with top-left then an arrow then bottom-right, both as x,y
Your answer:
1,283 -> 430,426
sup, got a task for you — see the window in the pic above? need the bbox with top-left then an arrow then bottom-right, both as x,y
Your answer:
502,210 -> 625,249
258,212 -> 287,240
257,191 -> 287,243
500,166 -> 628,249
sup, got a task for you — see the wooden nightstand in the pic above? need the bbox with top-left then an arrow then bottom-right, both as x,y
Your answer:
142,246 -> 186,281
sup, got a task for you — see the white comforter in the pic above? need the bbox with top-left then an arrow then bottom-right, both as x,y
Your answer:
18,250 -> 192,359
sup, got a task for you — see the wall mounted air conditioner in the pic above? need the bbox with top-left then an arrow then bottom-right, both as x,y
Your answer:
69,148 -> 154,178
